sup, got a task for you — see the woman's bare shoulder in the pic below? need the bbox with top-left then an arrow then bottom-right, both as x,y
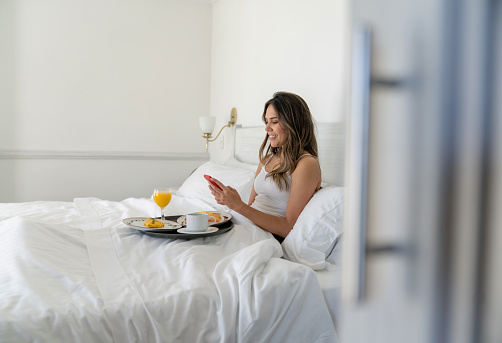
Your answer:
296,154 -> 319,167
293,154 -> 320,175
289,156 -> 321,195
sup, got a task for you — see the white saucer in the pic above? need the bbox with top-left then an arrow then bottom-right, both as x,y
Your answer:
177,227 -> 218,235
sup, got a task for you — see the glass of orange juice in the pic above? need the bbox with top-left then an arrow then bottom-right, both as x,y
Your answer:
153,188 -> 172,220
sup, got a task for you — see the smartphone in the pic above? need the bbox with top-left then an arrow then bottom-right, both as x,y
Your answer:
204,174 -> 223,190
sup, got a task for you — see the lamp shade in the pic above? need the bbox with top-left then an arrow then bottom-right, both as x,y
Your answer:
199,116 -> 216,134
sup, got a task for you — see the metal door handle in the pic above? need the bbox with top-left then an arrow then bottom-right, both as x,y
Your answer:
344,24 -> 372,303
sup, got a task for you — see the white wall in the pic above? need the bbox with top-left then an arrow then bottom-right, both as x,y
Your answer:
1,0 -> 212,153
0,157 -> 205,202
0,0 -> 212,202
209,0 -> 349,163
0,0 -> 349,201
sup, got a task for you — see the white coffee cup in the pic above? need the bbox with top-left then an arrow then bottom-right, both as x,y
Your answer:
186,213 -> 209,232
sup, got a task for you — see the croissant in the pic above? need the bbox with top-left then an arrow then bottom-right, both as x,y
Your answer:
144,218 -> 164,228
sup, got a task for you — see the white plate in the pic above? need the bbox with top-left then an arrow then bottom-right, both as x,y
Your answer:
177,211 -> 232,226
123,217 -> 182,231
177,227 -> 219,235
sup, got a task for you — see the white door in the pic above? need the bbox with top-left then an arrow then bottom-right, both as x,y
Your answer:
340,0 -> 499,342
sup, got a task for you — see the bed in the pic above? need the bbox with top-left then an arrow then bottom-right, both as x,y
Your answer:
0,123 -> 345,343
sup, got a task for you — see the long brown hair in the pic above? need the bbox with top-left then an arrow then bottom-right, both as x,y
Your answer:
259,92 -> 319,190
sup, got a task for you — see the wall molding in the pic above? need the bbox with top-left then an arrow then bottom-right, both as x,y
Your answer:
0,150 -> 210,161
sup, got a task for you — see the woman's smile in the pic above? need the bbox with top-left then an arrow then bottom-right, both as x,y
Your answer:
265,105 -> 287,147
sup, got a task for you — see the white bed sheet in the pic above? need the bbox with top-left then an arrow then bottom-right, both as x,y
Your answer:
0,195 -> 338,343
315,267 -> 342,330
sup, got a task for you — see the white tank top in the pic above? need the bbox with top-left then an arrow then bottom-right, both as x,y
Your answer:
250,154 -> 312,217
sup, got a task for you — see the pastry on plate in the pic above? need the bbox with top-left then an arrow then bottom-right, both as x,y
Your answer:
203,211 -> 222,222
144,218 -> 164,228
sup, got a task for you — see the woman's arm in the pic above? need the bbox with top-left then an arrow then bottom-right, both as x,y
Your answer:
208,156 -> 321,237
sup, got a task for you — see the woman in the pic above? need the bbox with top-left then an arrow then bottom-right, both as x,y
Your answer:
207,92 -> 321,240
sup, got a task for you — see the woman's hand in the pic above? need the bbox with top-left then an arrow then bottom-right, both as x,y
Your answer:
207,178 -> 244,211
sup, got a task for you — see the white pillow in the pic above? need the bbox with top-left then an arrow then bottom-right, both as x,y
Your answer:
222,157 -> 258,172
177,161 -> 256,208
282,186 -> 344,270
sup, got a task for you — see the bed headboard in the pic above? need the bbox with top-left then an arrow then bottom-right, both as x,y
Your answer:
233,122 -> 345,186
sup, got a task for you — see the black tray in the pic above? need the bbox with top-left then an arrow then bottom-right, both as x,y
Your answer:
142,215 -> 234,240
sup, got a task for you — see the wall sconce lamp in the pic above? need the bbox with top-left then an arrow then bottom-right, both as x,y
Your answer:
199,108 -> 238,151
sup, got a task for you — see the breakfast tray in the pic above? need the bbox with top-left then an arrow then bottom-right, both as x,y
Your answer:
142,215 -> 234,240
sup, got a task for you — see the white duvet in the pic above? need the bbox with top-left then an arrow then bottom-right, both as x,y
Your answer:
0,195 -> 337,343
